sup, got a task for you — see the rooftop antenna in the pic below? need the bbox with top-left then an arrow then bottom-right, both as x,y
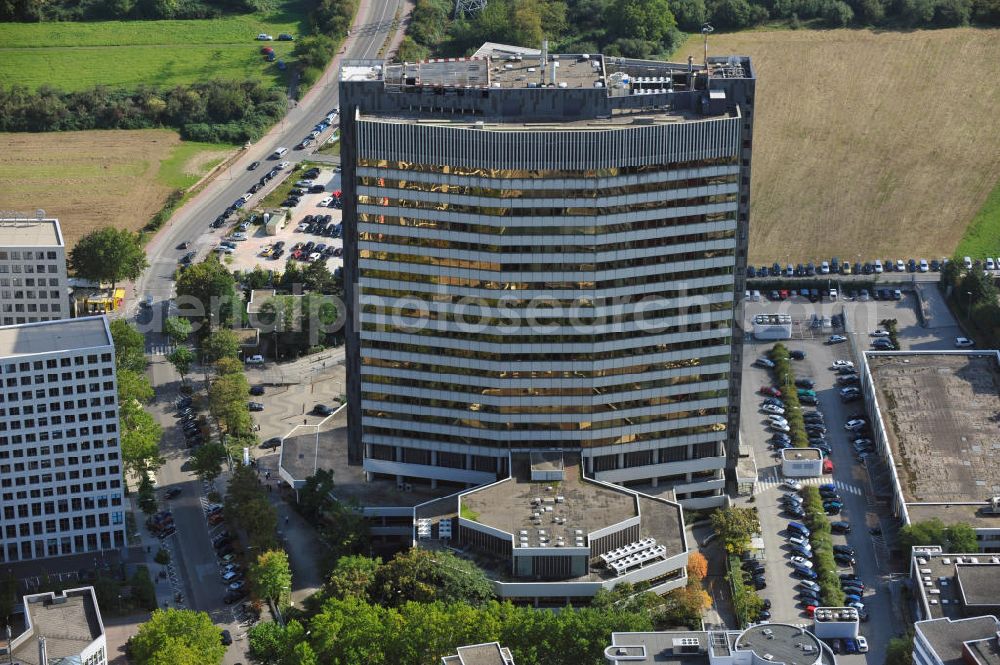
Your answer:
701,23 -> 714,70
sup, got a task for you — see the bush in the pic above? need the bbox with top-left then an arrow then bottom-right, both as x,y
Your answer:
768,343 -> 809,448
130,566 -> 157,611
801,487 -> 846,607
154,548 -> 171,565
0,80 -> 286,143
728,555 -> 764,626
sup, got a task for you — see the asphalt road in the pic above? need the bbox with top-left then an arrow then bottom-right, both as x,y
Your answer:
126,2 -> 404,660
738,292 -> 958,662
134,0 -> 401,309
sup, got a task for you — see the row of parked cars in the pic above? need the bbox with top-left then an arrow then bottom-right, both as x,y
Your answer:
281,166 -> 323,208
177,395 -> 205,448
750,257 -> 943,278
295,110 -> 338,151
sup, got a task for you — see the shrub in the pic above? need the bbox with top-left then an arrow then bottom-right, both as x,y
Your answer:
802,487 -> 846,607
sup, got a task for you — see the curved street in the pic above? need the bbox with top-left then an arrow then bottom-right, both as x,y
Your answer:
115,2 -> 404,662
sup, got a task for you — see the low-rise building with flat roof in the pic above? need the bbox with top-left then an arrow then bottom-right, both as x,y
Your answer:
913,616 -> 1000,665
0,219 -> 69,325
415,452 -> 688,604
859,351 -> 1000,552
442,642 -> 516,665
605,624 -> 836,665
0,586 -> 107,665
910,546 -> 1000,621
781,447 -> 823,477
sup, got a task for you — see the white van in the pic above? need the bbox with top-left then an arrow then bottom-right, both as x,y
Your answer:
246,355 -> 265,365
873,259 -> 883,273
270,147 -> 288,159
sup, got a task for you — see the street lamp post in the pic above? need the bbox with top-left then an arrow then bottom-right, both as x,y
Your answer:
966,291 -> 973,319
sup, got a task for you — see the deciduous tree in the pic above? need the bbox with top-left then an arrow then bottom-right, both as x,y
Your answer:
69,226 -> 148,294
710,506 -> 759,554
202,329 -> 240,363
129,609 -> 225,665
945,523 -> 979,552
164,316 -> 193,346
687,551 -> 708,580
373,548 -> 493,607
250,550 -> 293,608
110,319 -> 147,372
167,346 -> 194,382
175,257 -> 237,330
190,442 -> 227,483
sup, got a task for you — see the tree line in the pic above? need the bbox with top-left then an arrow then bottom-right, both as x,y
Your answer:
0,80 -> 286,143
399,0 -> 1000,64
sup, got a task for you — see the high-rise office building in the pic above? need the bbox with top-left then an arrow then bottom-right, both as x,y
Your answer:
341,48 -> 754,508
0,219 -> 69,325
0,317 -> 124,562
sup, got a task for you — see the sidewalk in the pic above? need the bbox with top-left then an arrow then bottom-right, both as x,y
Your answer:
126,496 -> 188,612
256,453 -> 324,606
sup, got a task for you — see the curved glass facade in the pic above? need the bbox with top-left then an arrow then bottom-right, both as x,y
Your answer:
341,58 -> 755,506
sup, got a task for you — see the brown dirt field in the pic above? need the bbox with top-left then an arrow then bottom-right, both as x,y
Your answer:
182,149 -> 231,179
675,28 -> 1000,263
0,129 -> 181,248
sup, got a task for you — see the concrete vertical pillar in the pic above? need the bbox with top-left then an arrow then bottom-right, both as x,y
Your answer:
687,444 -> 695,460
466,453 -> 473,470
617,452 -> 625,470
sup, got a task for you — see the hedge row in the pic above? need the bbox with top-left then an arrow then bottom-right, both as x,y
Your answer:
767,343 -> 808,448
727,555 -> 765,627
802,487 -> 846,607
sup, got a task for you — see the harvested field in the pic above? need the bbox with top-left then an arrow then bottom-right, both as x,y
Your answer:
0,130 -> 232,248
674,28 -> 1000,262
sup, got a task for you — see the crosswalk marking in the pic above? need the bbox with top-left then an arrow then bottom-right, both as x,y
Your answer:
753,475 -> 862,496
147,343 -> 176,356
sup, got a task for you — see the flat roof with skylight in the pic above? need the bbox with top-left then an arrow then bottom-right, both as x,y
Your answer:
910,547 -> 1000,620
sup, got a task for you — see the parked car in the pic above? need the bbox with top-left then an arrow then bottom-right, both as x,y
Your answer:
955,337 -> 975,348
827,335 -> 847,344
248,402 -> 264,412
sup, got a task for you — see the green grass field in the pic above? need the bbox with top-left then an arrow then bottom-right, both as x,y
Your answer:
157,139 -> 231,189
0,0 -> 308,91
956,179 -> 1000,259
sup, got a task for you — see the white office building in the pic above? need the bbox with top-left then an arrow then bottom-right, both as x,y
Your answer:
0,317 -> 124,562
0,219 -> 69,325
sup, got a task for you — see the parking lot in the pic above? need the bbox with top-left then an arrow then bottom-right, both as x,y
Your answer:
212,167 -> 344,276
734,292 -> 958,659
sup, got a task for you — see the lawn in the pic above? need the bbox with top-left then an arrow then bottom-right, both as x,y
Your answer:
0,0 -> 308,91
0,129 -> 233,248
955,179 -> 1000,260
673,28 -> 1000,263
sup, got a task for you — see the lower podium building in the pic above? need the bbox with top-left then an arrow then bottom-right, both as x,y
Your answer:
605,624 -> 836,665
414,452 -> 689,605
